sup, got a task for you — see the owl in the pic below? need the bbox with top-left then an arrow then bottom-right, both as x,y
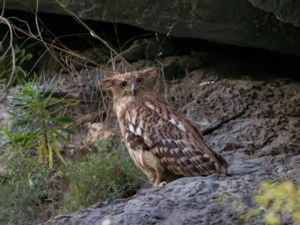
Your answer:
103,68 -> 228,187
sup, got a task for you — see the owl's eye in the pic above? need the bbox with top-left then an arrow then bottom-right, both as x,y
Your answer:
136,78 -> 143,84
120,81 -> 127,88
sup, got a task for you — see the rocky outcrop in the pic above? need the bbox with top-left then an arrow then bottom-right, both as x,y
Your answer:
48,61 -> 300,224
248,0 -> 300,27
47,158 -> 299,225
2,0 -> 300,55
48,152 -> 300,225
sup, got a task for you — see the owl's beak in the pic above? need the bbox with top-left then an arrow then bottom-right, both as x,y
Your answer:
131,84 -> 138,95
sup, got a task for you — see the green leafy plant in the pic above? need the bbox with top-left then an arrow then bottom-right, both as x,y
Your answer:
63,140 -> 145,212
0,45 -> 33,85
1,82 -> 75,168
255,181 -> 300,224
239,181 -> 300,225
0,154 -> 65,225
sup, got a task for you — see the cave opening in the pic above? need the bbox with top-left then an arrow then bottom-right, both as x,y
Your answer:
2,9 -> 300,79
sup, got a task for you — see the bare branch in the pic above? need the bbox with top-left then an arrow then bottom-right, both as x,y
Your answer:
0,15 -> 16,102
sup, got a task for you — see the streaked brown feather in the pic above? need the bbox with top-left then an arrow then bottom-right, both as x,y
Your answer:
122,96 -> 228,177
105,68 -> 228,185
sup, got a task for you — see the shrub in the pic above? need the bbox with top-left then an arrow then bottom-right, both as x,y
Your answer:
255,181 -> 300,225
63,140 -> 145,212
0,44 -> 33,85
0,140 -> 145,224
239,181 -> 300,225
1,82 -> 75,168
0,154 -> 65,225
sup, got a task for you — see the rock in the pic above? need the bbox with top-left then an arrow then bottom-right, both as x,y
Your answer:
43,70 -> 104,101
42,69 -> 113,125
248,0 -> 300,27
169,72 -> 300,158
48,156 -> 300,225
0,98 -> 12,176
161,53 -> 207,79
2,0 -> 300,55
82,122 -> 116,146
0,100 -> 9,150
110,38 -> 177,63
0,104 -> 8,128
47,68 -> 300,225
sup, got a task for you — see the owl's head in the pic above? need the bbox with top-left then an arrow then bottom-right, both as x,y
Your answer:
103,67 -> 158,98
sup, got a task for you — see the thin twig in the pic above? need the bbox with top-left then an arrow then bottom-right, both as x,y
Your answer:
0,15 -> 16,102
54,0 -> 135,71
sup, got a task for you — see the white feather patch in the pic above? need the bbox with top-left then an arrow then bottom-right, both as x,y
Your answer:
129,124 -> 142,136
177,122 -> 186,131
203,154 -> 210,158
136,127 -> 142,136
169,117 -> 186,132
169,117 -> 176,125
129,124 -> 135,133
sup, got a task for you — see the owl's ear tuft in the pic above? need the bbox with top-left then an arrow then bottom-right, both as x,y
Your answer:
102,78 -> 115,90
141,67 -> 157,78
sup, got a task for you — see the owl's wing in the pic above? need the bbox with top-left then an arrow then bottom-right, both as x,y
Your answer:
124,99 -> 228,177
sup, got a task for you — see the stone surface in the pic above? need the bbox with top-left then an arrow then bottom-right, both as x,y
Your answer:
248,0 -> 300,27
0,99 -> 10,175
2,0 -> 300,55
1,5 -> 300,221
82,123 -> 116,146
47,62 -> 300,224
0,101 -> 9,149
48,156 -> 300,225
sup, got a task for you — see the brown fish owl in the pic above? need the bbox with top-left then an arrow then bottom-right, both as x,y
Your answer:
103,68 -> 228,186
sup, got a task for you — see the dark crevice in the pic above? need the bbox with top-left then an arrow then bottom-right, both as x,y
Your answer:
1,9 -> 300,79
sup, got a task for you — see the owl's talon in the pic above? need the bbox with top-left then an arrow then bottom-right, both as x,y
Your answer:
154,181 -> 167,187
159,181 -> 167,187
